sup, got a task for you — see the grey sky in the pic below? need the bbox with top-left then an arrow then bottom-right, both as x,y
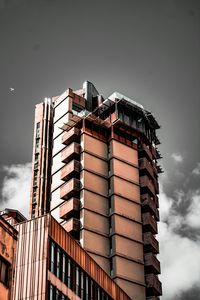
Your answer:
0,1 -> 200,299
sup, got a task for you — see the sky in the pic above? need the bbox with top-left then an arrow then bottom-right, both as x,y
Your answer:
0,0 -> 200,299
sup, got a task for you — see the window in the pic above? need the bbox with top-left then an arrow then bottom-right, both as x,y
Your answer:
72,103 -> 84,113
85,275 -> 89,300
32,205 -> 36,218
97,286 -> 101,300
110,258 -> 113,277
50,241 -> 56,273
33,170 -> 38,187
80,270 -> 85,299
0,256 -> 10,287
56,289 -> 61,300
49,283 -> 54,300
35,141 -> 39,153
62,253 -> 66,283
48,282 -> 69,300
76,266 -> 81,296
67,257 -> 72,289
36,122 -> 40,138
56,248 -> 61,279
49,240 -> 112,300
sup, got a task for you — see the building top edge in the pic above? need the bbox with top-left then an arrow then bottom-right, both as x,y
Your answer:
108,91 -> 144,109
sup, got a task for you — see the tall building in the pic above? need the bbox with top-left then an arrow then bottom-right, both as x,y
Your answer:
29,81 -> 162,300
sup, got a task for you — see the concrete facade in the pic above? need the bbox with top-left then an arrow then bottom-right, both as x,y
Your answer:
29,81 -> 162,300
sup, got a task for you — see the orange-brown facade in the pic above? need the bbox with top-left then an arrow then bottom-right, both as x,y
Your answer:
12,214 -> 131,300
0,211 -> 19,300
29,81 -> 162,300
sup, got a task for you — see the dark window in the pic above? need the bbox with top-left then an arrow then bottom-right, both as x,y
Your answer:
72,103 -> 84,113
49,240 -> 112,300
57,248 -> 61,279
62,253 -> 66,283
49,283 -> 54,300
56,289 -> 61,300
50,241 -> 56,273
76,266 -> 81,296
85,275 -> 89,300
48,282 -> 69,300
0,256 -> 10,287
36,122 -> 40,138
32,205 -> 36,218
110,257 -> 113,276
80,270 -> 85,299
67,257 -> 72,289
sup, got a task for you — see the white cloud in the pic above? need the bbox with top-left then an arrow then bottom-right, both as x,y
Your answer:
192,162 -> 200,176
158,184 -> 200,300
171,152 -> 184,163
158,184 -> 173,221
0,163 -> 32,218
185,191 -> 200,229
159,221 -> 200,300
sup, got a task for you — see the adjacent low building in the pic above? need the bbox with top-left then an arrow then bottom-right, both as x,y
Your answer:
0,209 -> 26,300
12,214 -> 131,300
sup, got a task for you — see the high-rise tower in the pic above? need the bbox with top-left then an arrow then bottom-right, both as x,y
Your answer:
30,81 -> 162,300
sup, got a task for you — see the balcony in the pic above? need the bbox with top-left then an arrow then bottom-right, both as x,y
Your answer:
60,160 -> 80,181
155,149 -> 162,160
138,143 -> 153,161
144,252 -> 161,274
154,195 -> 159,208
142,212 -> 158,234
61,142 -> 80,164
62,217 -> 80,238
154,179 -> 159,194
60,178 -> 80,200
157,165 -> 164,174
141,194 -> 159,221
62,127 -> 80,146
139,158 -> 154,180
155,136 -> 161,146
140,176 -> 155,196
143,232 -> 159,254
145,274 -> 162,296
151,146 -> 156,159
152,161 -> 158,176
60,198 -> 80,220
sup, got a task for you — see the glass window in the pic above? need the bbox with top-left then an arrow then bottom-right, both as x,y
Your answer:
57,248 -> 61,279
81,270 -> 85,299
50,241 -> 56,273
85,275 -> 89,300
91,280 -> 95,300
97,286 -> 101,300
76,266 -> 80,296
67,258 -> 72,288
0,260 -> 8,286
72,103 -> 84,113
49,283 -> 54,300
36,122 -> 40,138
56,289 -> 60,300
62,253 -> 66,283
